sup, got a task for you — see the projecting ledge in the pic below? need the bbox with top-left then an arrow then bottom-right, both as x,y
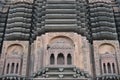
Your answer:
33,78 -> 88,80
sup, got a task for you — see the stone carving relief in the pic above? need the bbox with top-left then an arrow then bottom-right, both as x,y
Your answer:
48,36 -> 74,65
49,37 -> 74,49
3,44 -> 24,75
6,0 -> 33,3
7,44 -> 23,56
98,43 -> 118,74
93,41 -> 120,75
98,43 -> 115,54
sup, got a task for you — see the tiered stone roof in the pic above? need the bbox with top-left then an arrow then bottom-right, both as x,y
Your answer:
0,5 -> 8,50
33,0 -> 88,36
5,1 -> 33,40
89,0 -> 117,40
0,0 -> 119,41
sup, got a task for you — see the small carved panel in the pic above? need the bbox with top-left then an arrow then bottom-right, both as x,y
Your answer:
99,44 -> 115,54
7,44 -> 23,56
49,37 -> 74,49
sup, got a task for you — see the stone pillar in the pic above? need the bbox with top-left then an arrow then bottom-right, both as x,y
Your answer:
111,63 -> 113,74
18,62 -> 21,74
106,63 -> 108,74
65,53 -> 67,65
55,54 -> 57,65
14,63 -> 16,74
105,63 -> 107,74
101,63 -> 103,74
115,63 -> 117,74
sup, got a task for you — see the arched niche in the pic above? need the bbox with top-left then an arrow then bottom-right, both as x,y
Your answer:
6,44 -> 23,56
47,36 -> 74,65
98,43 -> 115,54
67,54 -> 72,65
48,36 -> 74,49
50,54 -> 55,65
4,44 -> 23,75
57,53 -> 64,65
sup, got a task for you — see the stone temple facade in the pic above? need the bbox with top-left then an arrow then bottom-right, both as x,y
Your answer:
0,0 -> 120,80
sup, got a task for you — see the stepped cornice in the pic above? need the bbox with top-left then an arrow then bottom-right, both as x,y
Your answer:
88,0 -> 112,3
6,0 -> 33,4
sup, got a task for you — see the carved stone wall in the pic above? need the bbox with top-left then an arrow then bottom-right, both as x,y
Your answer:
48,37 -> 74,65
0,41 -> 29,76
4,44 -> 23,75
32,32 -> 92,76
93,40 -> 120,76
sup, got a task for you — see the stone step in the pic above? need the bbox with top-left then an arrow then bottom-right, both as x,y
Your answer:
45,14 -> 76,19
33,78 -> 88,80
46,4 -> 76,9
47,0 -> 76,4
44,19 -> 77,24
45,65 -> 77,73
45,9 -> 76,14
46,72 -> 76,75
45,24 -> 77,27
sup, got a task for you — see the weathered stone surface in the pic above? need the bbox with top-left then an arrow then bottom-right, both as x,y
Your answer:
0,0 -> 120,80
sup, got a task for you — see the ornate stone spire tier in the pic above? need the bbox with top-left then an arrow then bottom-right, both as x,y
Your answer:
6,0 -> 33,4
